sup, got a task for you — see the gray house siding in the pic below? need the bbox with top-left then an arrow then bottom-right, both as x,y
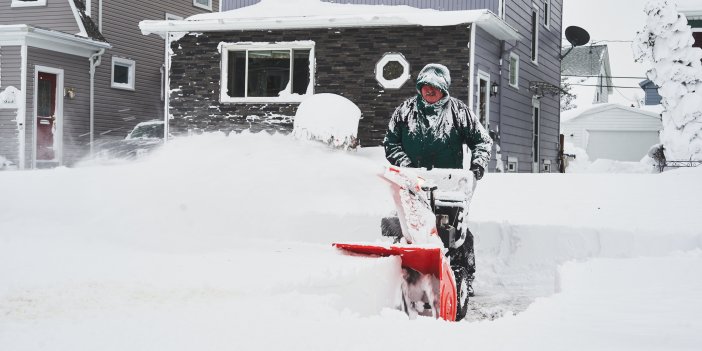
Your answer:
223,0 -> 498,12
93,0 -> 220,140
498,0 -> 562,172
471,26 -> 502,170
25,47 -> 91,166
0,0 -> 82,34
640,80 -> 662,105
0,45 -> 21,164
168,25 -> 472,146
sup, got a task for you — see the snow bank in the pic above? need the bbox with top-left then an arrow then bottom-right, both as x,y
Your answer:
292,93 -> 361,149
563,142 -> 655,173
1,133 -> 701,350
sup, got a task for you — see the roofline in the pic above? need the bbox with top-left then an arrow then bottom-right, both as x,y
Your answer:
0,25 -> 111,57
563,103 -> 662,123
140,9 -> 521,41
680,9 -> 702,20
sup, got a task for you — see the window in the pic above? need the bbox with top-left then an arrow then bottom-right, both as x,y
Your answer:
693,29 -> 702,50
11,0 -> 47,7
111,57 -> 135,91
498,0 -> 506,19
375,53 -> 410,89
531,3 -> 539,63
543,0 -> 551,29
220,42 -> 315,103
507,157 -> 518,173
193,0 -> 212,11
532,97 -> 541,173
509,52 -> 519,88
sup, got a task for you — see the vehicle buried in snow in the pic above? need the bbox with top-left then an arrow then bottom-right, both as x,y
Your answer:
93,120 -> 165,160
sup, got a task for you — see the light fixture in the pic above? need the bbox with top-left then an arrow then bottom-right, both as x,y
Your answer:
490,81 -> 499,96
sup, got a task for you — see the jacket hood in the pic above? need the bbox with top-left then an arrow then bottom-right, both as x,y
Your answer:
416,63 -> 451,97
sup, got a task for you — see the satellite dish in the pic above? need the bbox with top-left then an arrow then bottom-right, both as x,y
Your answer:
565,26 -> 590,47
561,26 -> 591,59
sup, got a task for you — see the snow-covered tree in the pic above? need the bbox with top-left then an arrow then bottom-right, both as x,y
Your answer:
560,77 -> 577,112
633,0 -> 702,161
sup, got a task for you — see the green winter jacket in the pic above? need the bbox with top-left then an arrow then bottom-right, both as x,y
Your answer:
383,64 -> 493,170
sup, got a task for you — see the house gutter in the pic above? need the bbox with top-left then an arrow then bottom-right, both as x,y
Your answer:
89,48 -> 105,156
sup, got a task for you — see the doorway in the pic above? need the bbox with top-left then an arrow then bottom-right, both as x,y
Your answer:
476,70 -> 490,128
34,66 -> 64,167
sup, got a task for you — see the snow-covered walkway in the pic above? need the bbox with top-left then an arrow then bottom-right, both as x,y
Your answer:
1,134 -> 700,350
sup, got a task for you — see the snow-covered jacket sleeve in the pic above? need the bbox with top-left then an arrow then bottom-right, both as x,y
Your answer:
383,102 -> 414,167
457,104 -> 493,169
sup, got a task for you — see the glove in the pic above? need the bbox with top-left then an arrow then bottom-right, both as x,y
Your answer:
470,164 -> 484,180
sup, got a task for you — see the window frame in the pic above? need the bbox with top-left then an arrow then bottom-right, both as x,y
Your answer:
375,52 -> 410,89
508,52 -> 519,89
111,57 -> 136,91
531,3 -> 540,64
11,0 -> 47,7
542,0 -> 551,29
219,41 -> 316,104
193,0 -> 212,11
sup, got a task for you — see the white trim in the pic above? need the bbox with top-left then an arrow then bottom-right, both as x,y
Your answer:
111,56 -> 136,91
86,0 -> 91,16
375,52 -> 410,89
67,0 -> 89,38
468,25 -> 476,109
542,0 -> 551,30
164,14 -> 183,103
18,44 -> 27,169
530,3 -> 539,64
193,0 -> 212,11
498,0 -> 506,19
33,65 -> 64,168
508,52 -> 519,89
140,9 -> 521,41
219,41 -> 316,104
532,96 -> 541,173
0,25 -> 111,57
11,0 -> 47,8
476,70 -> 490,129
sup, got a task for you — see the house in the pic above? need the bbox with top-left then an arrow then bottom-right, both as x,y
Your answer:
0,0 -> 219,169
561,103 -> 662,162
679,0 -> 702,50
638,79 -> 662,106
141,0 -> 564,173
561,44 -> 612,107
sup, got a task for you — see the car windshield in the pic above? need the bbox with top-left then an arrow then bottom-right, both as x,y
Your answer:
128,123 -> 164,139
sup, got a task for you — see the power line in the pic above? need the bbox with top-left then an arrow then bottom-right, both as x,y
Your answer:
563,74 -> 647,79
568,83 -> 643,89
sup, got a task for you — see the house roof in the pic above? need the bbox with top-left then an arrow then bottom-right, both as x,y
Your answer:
0,25 -> 111,57
561,103 -> 661,124
140,0 -> 520,41
71,0 -> 107,43
561,44 -> 612,94
678,0 -> 702,19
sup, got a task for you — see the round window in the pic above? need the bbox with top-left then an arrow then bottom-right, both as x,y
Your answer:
375,53 -> 410,89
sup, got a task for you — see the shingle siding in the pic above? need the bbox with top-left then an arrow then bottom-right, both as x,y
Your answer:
169,25 -> 472,146
0,0 -> 82,34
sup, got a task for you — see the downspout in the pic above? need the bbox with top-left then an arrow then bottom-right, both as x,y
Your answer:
98,0 -> 103,32
164,31 -> 171,141
468,23 -> 477,110
89,48 -> 105,156
18,44 -> 27,169
498,40 -> 505,149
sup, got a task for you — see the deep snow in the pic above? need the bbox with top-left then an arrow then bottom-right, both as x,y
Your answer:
1,133 -> 701,350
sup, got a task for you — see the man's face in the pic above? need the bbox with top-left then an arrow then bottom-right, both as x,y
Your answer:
420,85 -> 444,104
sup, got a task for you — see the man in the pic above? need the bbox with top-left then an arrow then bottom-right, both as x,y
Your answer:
383,63 -> 493,320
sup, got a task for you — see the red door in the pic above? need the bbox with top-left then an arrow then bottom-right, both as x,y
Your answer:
36,72 -> 57,161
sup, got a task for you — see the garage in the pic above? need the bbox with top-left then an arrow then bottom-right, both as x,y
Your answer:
586,130 -> 660,161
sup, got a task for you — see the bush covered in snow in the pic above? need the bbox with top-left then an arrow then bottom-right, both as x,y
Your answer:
633,0 -> 702,161
292,93 -> 361,150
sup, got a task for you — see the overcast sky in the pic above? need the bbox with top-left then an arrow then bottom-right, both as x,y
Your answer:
562,0 -> 652,105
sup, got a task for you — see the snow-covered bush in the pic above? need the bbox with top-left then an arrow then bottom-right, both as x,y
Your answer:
0,154 -> 17,171
633,0 -> 702,161
292,93 -> 361,150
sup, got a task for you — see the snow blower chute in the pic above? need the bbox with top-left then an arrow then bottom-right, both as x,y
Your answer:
334,165 -> 475,321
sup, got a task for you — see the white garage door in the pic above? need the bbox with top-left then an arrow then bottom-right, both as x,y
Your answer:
586,130 -> 659,161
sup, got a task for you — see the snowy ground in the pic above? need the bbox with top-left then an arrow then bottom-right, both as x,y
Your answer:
1,133 -> 701,350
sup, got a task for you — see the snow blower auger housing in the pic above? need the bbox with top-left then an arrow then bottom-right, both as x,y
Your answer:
333,165 -> 475,321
